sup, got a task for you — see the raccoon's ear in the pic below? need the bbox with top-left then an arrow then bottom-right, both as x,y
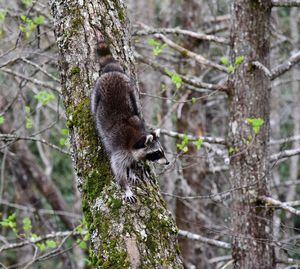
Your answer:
133,134 -> 153,149
145,134 -> 153,145
153,129 -> 160,139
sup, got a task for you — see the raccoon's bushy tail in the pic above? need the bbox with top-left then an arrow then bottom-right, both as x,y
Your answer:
95,31 -> 123,74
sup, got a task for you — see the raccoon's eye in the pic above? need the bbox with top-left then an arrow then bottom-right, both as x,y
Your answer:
146,151 -> 163,162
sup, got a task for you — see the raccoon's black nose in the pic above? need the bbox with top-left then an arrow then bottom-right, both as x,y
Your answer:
165,160 -> 170,165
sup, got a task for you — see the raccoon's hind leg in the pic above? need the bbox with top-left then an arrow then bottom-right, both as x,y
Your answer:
111,152 -> 137,203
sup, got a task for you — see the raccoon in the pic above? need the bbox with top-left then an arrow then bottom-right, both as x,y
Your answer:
91,32 -> 169,202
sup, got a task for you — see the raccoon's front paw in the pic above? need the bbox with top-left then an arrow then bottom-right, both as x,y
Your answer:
124,188 -> 137,203
128,171 -> 138,185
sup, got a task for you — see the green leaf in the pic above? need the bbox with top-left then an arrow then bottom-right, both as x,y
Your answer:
193,138 -> 203,150
61,128 -> 69,136
0,213 -> 16,231
33,15 -> 45,25
20,15 -> 27,22
220,56 -> 230,66
228,65 -> 235,73
247,117 -> 265,134
235,55 -> 245,65
176,134 -> 189,153
191,97 -> 197,104
0,116 -> 5,125
25,117 -> 33,129
37,243 -> 46,251
0,9 -> 7,22
25,106 -> 30,113
171,73 -> 182,89
46,240 -> 57,248
22,217 -> 32,231
59,138 -> 66,146
77,239 -> 87,249
34,90 -> 55,106
19,25 -> 26,33
148,38 -> 161,47
22,0 -> 33,7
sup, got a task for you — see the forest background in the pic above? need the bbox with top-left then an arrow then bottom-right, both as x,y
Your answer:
0,0 -> 300,268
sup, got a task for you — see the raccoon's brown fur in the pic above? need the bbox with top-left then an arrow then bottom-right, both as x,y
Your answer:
91,32 -> 168,202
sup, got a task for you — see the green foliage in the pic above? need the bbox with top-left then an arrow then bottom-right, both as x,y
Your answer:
37,242 -> 46,251
148,38 -> 167,56
22,0 -> 33,7
59,128 -> 70,147
34,90 -> 55,106
19,14 -> 45,38
220,56 -> 230,66
220,55 -> 245,73
0,9 -> 7,22
0,115 -> 5,125
25,117 -> 33,129
0,213 -> 17,232
176,134 -> 189,153
235,55 -> 245,65
165,69 -> 182,89
247,117 -> 264,134
22,217 -> 32,231
193,138 -> 203,150
46,240 -> 57,248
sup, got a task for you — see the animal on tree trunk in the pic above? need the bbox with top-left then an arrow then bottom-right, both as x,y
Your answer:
91,31 -> 169,202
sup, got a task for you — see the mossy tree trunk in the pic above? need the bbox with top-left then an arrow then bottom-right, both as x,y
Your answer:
49,0 -> 183,268
228,0 -> 275,268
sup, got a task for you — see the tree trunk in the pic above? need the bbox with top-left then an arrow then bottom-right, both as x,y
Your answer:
49,0 -> 183,268
229,1 -> 275,268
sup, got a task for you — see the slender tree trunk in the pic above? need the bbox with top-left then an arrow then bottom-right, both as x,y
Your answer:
49,0 -> 183,267
228,1 -> 275,268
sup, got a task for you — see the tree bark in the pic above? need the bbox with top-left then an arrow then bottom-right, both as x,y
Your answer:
49,0 -> 183,268
228,1 -> 275,268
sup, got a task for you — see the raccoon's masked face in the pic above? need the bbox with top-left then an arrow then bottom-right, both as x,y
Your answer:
133,129 -> 169,165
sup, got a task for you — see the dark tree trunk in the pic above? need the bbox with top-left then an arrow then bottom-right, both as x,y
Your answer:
228,1 -> 275,268
49,0 -> 183,267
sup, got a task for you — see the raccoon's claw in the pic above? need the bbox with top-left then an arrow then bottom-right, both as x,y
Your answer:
125,189 -> 137,203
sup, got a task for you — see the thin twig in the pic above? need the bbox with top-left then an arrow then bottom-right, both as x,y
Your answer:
156,34 -> 228,73
0,134 -> 70,155
178,229 -> 231,249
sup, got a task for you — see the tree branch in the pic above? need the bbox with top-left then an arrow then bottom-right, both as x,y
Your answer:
272,0 -> 300,6
160,128 -> 227,145
0,68 -> 60,93
270,147 -> 300,162
135,53 -> 228,92
156,34 -> 228,73
0,134 -> 70,155
253,51 -> 300,80
178,230 -> 231,249
259,196 -> 300,216
134,26 -> 229,45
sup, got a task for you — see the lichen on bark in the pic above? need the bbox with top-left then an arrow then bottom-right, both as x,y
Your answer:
49,0 -> 183,268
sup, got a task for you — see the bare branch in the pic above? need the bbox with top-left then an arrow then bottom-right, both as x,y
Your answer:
272,0 -> 300,7
160,128 -> 227,145
0,230 -> 84,252
135,53 -> 228,92
0,68 -> 61,93
270,135 -> 300,145
156,34 -> 228,73
0,134 -> 70,155
134,26 -> 229,45
271,51 -> 300,79
178,230 -> 231,249
260,196 -> 300,216
270,147 -> 300,162
252,51 -> 300,80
